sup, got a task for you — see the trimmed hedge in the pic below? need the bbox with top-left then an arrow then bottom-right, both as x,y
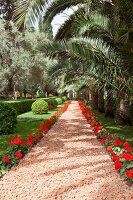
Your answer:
2,97 -> 56,115
31,99 -> 49,114
0,97 -> 60,115
5,100 -> 35,115
56,97 -> 63,105
48,99 -> 58,110
0,103 -> 17,135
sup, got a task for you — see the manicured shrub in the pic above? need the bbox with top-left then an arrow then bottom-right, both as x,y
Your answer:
0,103 -> 17,135
31,99 -> 49,114
62,96 -> 67,102
6,99 -> 35,115
56,97 -> 63,105
48,99 -> 58,110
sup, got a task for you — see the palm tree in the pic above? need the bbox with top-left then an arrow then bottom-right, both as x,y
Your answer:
13,0 -> 133,125
41,0 -> 133,125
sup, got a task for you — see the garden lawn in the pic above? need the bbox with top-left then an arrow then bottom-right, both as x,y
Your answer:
0,104 -> 64,154
91,108 -> 133,147
17,105 -> 63,121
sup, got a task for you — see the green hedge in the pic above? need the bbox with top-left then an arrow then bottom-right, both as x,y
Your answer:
48,99 -> 58,110
5,100 -> 35,115
0,103 -> 17,135
56,98 -> 63,105
0,97 -> 59,115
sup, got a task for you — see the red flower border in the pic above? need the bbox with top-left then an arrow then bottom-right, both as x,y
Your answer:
78,101 -> 133,183
0,100 -> 71,176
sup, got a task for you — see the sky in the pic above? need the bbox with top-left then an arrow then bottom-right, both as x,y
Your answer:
51,7 -> 77,36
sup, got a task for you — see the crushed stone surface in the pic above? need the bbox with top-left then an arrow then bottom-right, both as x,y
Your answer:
0,101 -> 132,200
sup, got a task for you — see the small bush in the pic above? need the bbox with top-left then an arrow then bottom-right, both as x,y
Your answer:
48,99 -> 58,110
31,99 -> 49,114
62,96 -> 67,102
56,98 -> 63,105
0,103 -> 17,135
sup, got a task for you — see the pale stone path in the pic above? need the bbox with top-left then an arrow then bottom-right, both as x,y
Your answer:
0,101 -> 132,200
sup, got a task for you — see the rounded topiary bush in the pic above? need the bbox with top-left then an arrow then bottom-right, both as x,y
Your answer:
56,97 -> 63,105
31,99 -> 49,114
48,99 -> 58,110
0,103 -> 17,135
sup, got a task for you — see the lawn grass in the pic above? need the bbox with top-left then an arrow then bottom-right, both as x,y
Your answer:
0,104 -> 64,154
17,105 -> 63,121
91,108 -> 133,146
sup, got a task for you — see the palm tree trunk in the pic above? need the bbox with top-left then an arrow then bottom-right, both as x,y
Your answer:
98,84 -> 105,113
105,85 -> 114,118
116,92 -> 132,125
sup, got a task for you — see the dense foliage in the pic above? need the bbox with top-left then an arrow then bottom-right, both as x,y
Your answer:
0,103 -> 17,135
47,98 -> 58,110
31,99 -> 49,114
56,97 -> 63,105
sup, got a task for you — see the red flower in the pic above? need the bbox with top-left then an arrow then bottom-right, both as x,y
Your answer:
14,136 -> 22,145
107,146 -> 112,152
125,146 -> 133,152
27,134 -> 33,139
112,155 -> 119,162
37,133 -> 43,139
111,151 -> 116,156
126,169 -> 133,179
121,153 -> 133,161
14,152 -> 22,159
101,138 -> 105,144
123,142 -> 130,147
113,138 -> 123,146
43,128 -> 48,134
115,161 -> 122,170
3,157 -> 11,163
108,136 -> 113,141
27,140 -> 33,147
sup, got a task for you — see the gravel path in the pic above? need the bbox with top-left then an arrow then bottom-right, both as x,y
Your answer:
0,101 -> 132,200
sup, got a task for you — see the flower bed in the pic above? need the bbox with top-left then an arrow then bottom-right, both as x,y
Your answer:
0,100 -> 71,177
78,100 -> 133,184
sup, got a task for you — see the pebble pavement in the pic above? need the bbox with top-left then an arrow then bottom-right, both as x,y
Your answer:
0,101 -> 132,200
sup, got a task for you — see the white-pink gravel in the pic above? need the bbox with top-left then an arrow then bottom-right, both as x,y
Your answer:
0,101 -> 132,200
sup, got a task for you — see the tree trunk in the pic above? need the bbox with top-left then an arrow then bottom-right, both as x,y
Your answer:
7,77 -> 15,100
98,84 -> 105,113
116,92 -> 132,125
91,91 -> 98,110
105,85 -> 114,118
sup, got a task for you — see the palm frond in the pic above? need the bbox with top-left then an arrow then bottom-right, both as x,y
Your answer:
43,0 -> 83,23
14,0 -> 48,29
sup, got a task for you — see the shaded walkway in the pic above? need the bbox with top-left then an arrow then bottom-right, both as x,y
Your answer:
0,101 -> 132,200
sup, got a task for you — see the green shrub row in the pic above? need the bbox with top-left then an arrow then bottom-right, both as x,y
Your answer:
0,103 -> 17,135
5,99 -> 35,115
0,96 -> 68,135
48,99 -> 58,110
2,97 -> 58,115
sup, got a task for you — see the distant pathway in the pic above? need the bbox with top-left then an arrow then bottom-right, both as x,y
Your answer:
0,101 -> 132,200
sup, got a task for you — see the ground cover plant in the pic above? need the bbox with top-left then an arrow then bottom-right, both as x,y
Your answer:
0,101 -> 71,177
90,107 -> 133,147
0,105 -> 64,154
79,101 -> 133,183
